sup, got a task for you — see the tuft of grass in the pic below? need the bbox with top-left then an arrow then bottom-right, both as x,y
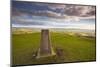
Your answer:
12,32 -> 96,65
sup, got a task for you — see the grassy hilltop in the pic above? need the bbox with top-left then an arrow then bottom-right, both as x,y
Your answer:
12,28 -> 96,65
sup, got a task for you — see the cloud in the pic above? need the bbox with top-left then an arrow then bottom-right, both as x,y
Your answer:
48,4 -> 66,10
32,10 -> 62,18
12,8 -> 22,16
34,3 -> 96,18
12,1 -> 96,22
12,21 -> 95,30
64,5 -> 95,17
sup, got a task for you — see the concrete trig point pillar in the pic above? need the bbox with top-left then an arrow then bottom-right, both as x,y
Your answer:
36,29 -> 55,58
40,29 -> 51,55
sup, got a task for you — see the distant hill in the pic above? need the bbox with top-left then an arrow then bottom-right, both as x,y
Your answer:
12,27 -> 95,37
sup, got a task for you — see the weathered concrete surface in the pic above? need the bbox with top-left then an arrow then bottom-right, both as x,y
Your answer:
40,29 -> 51,55
36,29 -> 56,58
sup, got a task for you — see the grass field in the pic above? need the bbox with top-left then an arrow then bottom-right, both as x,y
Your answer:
12,32 -> 96,65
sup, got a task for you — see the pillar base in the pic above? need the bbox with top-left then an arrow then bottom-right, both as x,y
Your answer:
35,47 -> 56,59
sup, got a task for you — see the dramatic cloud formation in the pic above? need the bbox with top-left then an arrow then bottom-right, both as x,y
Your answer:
64,5 -> 95,17
12,1 -> 95,30
12,1 -> 95,19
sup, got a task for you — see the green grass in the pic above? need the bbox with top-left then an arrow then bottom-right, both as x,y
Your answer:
12,32 -> 96,65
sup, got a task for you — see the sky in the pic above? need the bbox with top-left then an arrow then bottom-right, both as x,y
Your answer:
12,1 -> 96,30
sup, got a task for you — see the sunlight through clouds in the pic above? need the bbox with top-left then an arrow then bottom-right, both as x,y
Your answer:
12,1 -> 95,30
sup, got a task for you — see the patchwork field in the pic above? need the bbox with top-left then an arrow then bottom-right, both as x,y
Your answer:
12,31 -> 96,66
